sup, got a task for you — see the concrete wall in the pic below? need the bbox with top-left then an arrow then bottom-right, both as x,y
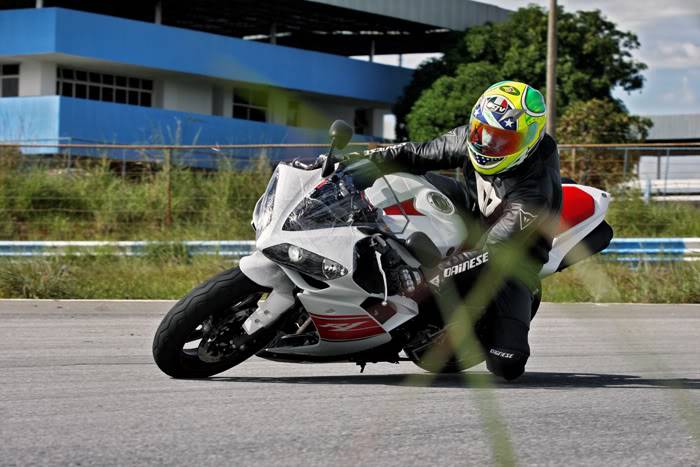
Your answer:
0,95 -> 60,143
0,8 -> 413,105
161,79 -> 212,115
0,96 -> 380,164
18,60 -> 56,97
0,7 -> 409,143
8,57 -> 390,137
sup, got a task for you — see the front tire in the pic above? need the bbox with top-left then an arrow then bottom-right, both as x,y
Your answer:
152,267 -> 276,378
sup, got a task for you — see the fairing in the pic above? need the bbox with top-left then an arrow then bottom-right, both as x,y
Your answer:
240,159 -> 610,360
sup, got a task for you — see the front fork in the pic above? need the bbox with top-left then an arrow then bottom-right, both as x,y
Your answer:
239,251 -> 295,335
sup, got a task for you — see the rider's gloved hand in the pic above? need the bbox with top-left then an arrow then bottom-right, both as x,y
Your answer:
391,266 -> 424,295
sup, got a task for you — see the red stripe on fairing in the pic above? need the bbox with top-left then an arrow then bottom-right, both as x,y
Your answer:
558,185 -> 596,233
383,199 -> 423,216
309,313 -> 386,341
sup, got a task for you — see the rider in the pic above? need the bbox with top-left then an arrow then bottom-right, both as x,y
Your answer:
364,81 -> 562,380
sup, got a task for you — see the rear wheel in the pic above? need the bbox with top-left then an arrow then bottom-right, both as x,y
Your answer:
410,349 -> 484,374
152,267 -> 278,378
411,283 -> 542,374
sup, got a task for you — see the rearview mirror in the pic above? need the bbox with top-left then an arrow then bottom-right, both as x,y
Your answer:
329,120 -> 353,150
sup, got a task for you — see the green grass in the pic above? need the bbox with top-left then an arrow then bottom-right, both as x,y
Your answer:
606,190 -> 700,238
0,255 -> 697,303
543,259 -> 700,303
0,151 -> 270,240
0,150 -> 698,240
0,150 -> 697,302
0,255 -> 234,299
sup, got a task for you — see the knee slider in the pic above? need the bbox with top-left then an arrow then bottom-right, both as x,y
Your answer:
486,347 -> 529,381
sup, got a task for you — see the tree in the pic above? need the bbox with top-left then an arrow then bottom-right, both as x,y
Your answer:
406,62 -> 502,140
392,57 -> 453,141
558,98 -> 652,145
557,98 -> 652,188
396,5 -> 647,141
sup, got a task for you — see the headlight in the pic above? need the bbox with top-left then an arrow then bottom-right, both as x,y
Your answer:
263,244 -> 348,280
253,169 -> 279,231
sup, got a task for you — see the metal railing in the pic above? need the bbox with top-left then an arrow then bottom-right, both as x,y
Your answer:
0,238 -> 698,263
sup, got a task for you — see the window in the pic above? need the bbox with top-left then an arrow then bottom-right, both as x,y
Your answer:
0,64 -> 20,97
56,67 -> 153,107
287,100 -> 300,127
354,108 -> 370,135
233,88 -> 267,122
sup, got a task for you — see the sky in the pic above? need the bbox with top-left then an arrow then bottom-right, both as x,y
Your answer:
360,0 -> 700,118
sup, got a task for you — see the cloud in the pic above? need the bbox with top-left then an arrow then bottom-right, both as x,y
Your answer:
648,42 -> 700,69
561,0 -> 700,29
661,74 -> 697,106
483,0 -> 700,30
633,14 -> 700,70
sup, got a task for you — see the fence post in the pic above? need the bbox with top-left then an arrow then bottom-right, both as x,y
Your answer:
656,154 -> 661,179
643,178 -> 651,204
570,146 -> 576,178
165,149 -> 173,227
663,148 -> 671,195
622,148 -> 628,179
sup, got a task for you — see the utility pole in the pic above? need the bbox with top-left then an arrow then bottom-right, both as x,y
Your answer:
270,22 -> 277,45
154,1 -> 162,24
546,0 -> 557,139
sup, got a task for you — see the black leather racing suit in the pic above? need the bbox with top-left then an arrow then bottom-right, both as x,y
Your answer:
366,126 -> 562,379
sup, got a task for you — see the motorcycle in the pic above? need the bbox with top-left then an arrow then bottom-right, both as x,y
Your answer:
152,120 -> 613,378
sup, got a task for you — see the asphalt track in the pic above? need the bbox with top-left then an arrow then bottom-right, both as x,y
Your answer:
0,300 -> 698,466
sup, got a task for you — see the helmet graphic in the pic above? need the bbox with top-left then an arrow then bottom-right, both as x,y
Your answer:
467,81 -> 547,175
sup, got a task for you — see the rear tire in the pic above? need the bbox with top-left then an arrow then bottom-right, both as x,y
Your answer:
152,267 -> 276,378
408,325 -> 485,374
410,348 -> 484,374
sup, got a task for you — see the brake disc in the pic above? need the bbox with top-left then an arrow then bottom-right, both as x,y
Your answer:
197,310 -> 252,363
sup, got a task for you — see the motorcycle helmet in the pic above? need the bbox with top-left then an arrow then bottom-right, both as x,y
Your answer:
467,81 -> 547,175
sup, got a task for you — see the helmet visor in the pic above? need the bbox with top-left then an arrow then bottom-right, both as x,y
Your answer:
468,119 -> 525,158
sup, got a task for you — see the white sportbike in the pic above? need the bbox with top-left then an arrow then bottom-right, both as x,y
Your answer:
152,121 -> 612,377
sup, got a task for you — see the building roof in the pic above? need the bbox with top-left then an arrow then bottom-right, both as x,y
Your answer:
1,0 -> 510,56
647,114 -> 700,142
309,0 -> 510,31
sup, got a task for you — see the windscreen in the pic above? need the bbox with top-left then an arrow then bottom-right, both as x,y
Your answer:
283,159 -> 401,232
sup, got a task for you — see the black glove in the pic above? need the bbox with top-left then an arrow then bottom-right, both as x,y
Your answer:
390,266 -> 424,295
370,235 -> 426,297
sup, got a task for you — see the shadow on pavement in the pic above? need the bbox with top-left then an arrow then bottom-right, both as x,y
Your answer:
205,371 -> 699,390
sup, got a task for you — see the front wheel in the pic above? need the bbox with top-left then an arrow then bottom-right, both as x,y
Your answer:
152,267 -> 277,378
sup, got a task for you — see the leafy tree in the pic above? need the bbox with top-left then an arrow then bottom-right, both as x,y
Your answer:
557,98 -> 652,188
558,98 -> 652,144
396,5 -> 647,140
406,62 -> 502,140
392,58 -> 452,141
